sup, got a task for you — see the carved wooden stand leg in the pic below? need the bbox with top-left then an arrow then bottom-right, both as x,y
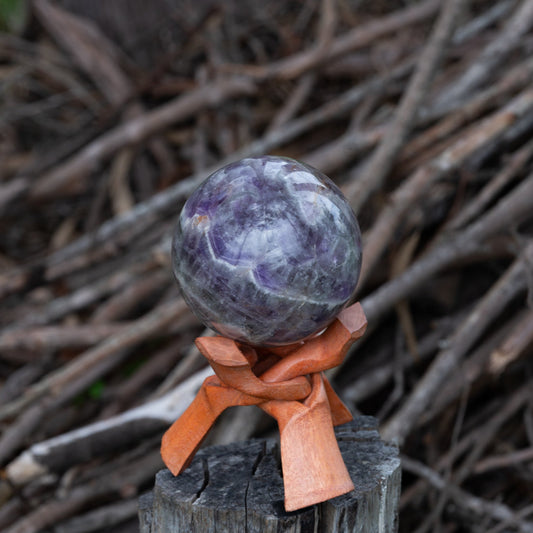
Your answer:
261,374 -> 354,511
161,376 -> 258,476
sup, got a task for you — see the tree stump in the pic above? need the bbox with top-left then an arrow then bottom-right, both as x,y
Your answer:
138,417 -> 401,532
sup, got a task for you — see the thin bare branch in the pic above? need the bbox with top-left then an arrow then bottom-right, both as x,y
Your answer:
346,0 -> 465,212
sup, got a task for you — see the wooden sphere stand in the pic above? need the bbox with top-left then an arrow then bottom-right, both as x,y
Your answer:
160,303 -> 367,512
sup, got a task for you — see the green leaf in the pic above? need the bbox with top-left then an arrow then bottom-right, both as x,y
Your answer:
0,0 -> 28,34
87,380 -> 105,400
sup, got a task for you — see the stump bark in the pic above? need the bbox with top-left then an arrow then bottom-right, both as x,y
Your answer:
138,416 -> 401,532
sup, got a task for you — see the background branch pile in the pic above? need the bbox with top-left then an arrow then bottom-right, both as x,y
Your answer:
1,0 -> 533,531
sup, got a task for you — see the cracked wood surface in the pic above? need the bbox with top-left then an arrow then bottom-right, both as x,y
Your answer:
139,417 -> 401,532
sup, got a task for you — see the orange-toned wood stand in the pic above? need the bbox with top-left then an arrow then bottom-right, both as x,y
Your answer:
161,302 -> 367,511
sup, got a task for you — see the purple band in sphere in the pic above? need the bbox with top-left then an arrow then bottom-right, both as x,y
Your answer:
172,156 -> 362,346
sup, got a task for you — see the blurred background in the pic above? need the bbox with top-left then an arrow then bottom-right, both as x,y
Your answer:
1,0 -> 533,531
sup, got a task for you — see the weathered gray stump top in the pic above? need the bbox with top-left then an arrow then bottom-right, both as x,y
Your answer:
139,416 -> 400,532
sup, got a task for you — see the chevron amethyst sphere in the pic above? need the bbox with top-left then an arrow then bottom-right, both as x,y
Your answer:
172,156 -> 362,346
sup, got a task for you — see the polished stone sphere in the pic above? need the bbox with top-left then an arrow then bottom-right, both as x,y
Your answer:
172,156 -> 362,346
